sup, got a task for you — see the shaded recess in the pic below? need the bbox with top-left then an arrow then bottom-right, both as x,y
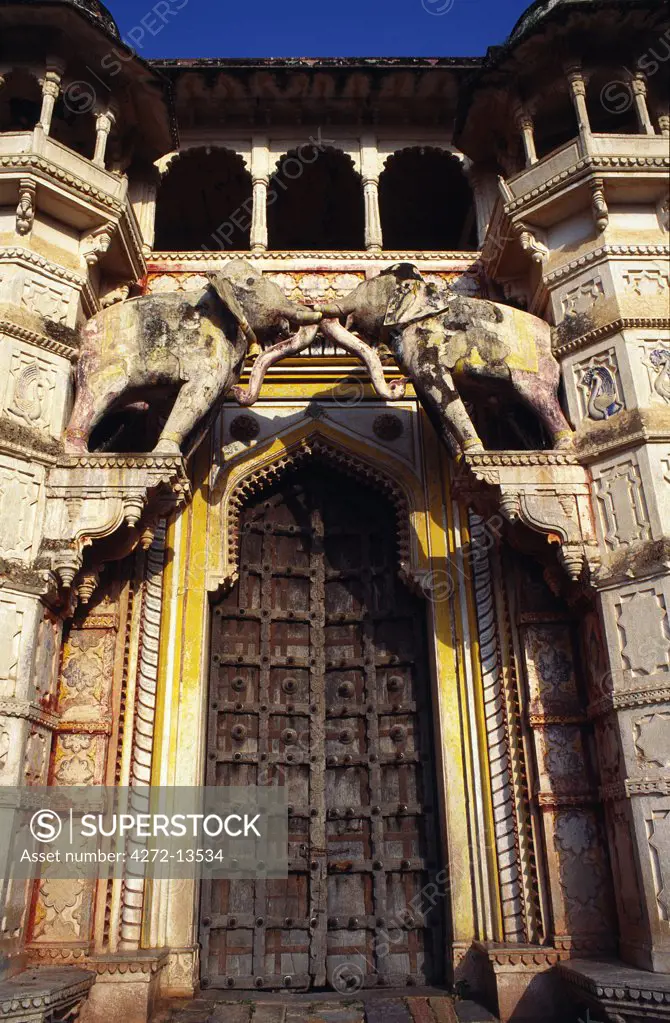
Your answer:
532,85 -> 579,160
268,147 -> 364,250
379,148 -> 477,250
49,95 -> 96,159
587,68 -> 640,134
0,68 -> 40,131
155,147 -> 253,251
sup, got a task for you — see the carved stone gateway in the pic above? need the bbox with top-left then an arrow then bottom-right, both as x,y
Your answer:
0,0 -> 669,1021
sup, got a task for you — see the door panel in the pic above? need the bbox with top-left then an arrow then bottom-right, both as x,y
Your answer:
202,466 -> 443,991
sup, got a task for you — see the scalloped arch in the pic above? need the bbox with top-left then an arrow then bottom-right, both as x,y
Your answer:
208,423 -> 430,596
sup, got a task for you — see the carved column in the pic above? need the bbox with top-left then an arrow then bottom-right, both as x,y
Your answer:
250,136 -> 269,252
631,72 -> 656,135
468,168 -> 498,247
361,134 -> 383,252
566,64 -> 592,146
546,180 -> 670,976
514,105 -> 538,167
36,60 -> 64,137
93,108 -> 116,168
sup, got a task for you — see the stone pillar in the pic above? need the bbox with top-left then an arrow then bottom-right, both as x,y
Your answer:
361,134 -> 383,251
468,168 -> 498,247
93,108 -> 116,168
631,72 -> 656,135
37,60 -> 65,137
551,236 -> 670,975
514,105 -> 537,167
566,64 -> 592,145
250,136 -> 269,252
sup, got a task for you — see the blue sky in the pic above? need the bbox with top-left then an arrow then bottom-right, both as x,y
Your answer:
103,0 -> 532,59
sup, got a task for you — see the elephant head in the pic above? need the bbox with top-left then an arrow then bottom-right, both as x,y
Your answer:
317,263 -> 573,454
208,259 -> 321,348
64,260 -> 323,456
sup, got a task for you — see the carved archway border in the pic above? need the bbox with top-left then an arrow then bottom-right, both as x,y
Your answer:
208,422 -> 430,595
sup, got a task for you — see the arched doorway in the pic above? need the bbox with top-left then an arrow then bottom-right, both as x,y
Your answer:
379,148 -> 477,250
154,147 -> 253,251
268,148 -> 364,250
202,462 -> 445,991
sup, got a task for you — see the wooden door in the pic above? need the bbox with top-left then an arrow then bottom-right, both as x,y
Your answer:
202,465 -> 443,991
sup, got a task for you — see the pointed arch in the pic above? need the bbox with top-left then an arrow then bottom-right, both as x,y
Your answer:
208,421 -> 431,596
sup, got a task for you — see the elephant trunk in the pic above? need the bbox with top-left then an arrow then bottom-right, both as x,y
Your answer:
317,303 -> 345,319
291,308 -> 323,326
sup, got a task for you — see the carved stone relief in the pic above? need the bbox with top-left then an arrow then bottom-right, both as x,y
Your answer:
53,733 -> 103,786
524,625 -> 580,715
554,810 -> 612,934
593,457 -> 651,549
622,267 -> 670,296
561,276 -> 605,317
24,727 -> 49,785
542,725 -> 586,788
616,588 -> 670,680
32,878 -> 88,943
21,276 -> 72,325
639,343 -> 670,405
0,458 -> 42,561
635,712 -> 670,769
575,350 -> 624,421
2,346 -> 63,435
59,630 -> 115,723
646,809 -> 670,922
0,598 -> 25,699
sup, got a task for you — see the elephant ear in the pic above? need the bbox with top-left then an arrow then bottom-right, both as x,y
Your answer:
208,272 -> 258,345
384,280 -> 451,328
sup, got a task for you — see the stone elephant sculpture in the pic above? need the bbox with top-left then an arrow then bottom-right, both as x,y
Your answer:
64,259 -> 322,455
317,263 -> 573,454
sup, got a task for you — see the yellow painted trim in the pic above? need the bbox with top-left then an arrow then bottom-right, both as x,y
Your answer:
459,506 -> 504,941
421,416 -> 476,943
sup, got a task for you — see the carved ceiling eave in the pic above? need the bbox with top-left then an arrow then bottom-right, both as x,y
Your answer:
207,421 -> 430,599
42,453 -> 190,607
455,449 -> 601,582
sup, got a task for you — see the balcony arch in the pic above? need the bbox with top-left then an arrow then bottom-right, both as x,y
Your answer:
586,67 -> 645,135
154,146 -> 252,251
0,68 -> 41,132
532,81 -> 580,160
49,84 -> 97,160
267,147 -> 364,251
379,146 -> 477,250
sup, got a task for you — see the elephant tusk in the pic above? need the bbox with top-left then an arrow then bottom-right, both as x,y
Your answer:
320,320 -> 407,401
230,325 -> 319,407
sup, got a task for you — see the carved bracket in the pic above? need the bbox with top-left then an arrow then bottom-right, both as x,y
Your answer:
43,453 -> 190,599
16,177 -> 36,236
454,450 -> 600,581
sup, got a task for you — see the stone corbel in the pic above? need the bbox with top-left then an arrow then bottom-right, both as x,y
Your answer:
455,451 -> 600,581
81,223 -> 115,267
590,176 -> 609,233
16,178 -> 36,236
513,220 -> 549,264
43,453 -> 190,598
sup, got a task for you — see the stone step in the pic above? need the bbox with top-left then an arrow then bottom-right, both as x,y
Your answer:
154,995 -> 498,1023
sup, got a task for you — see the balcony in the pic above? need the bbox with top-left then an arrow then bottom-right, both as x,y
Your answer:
505,133 -> 669,217
0,128 -> 144,281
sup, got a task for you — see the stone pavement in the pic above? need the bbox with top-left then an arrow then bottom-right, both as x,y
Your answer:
153,994 -> 498,1023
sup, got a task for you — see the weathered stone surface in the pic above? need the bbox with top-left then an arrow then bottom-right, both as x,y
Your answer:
317,264 -> 573,454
